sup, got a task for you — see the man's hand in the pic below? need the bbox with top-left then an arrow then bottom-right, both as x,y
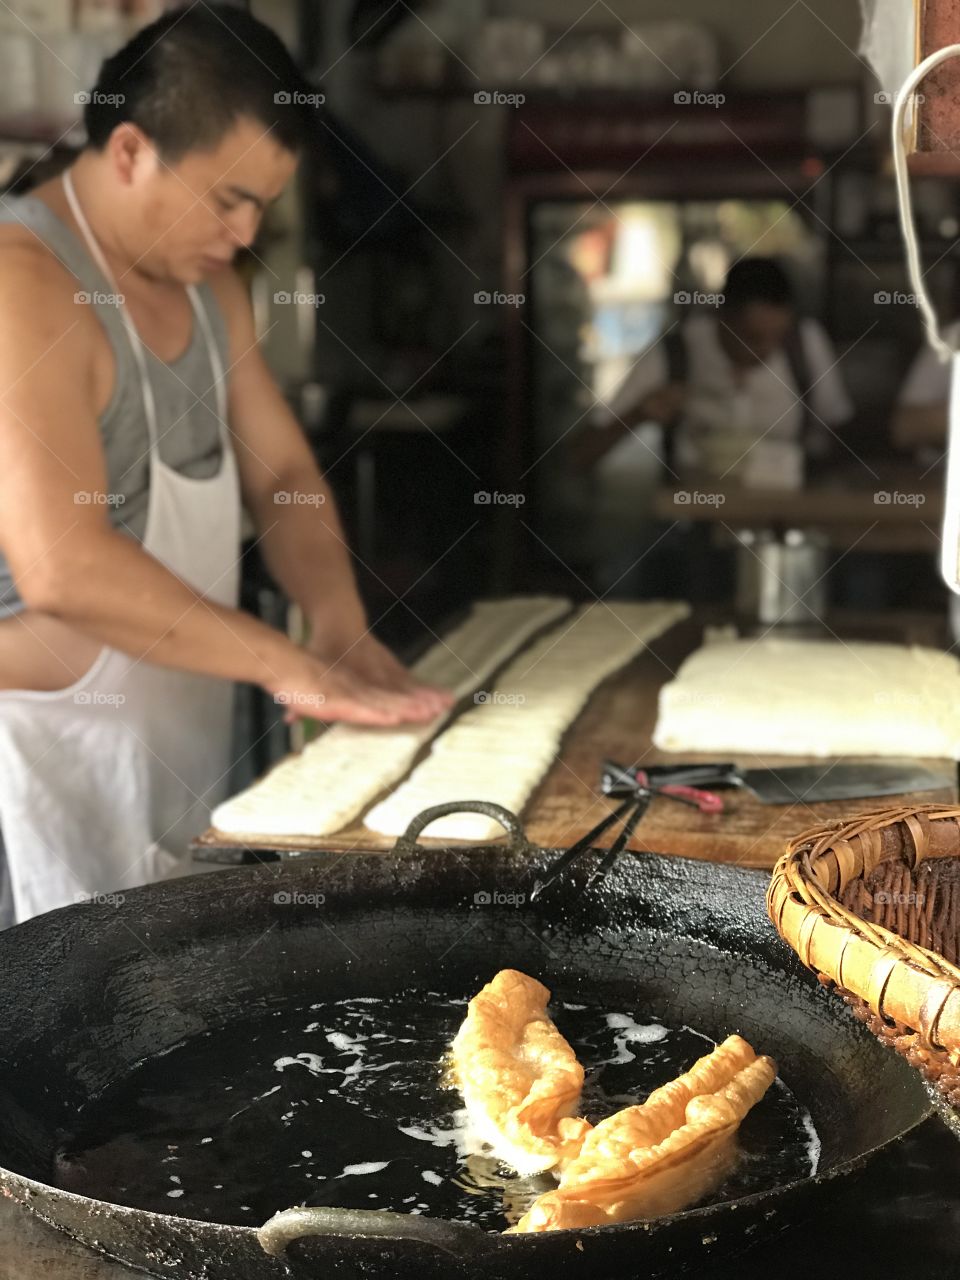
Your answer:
571,383 -> 687,470
268,631 -> 454,727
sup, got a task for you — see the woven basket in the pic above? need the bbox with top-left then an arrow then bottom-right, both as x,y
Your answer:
768,802 -> 960,1115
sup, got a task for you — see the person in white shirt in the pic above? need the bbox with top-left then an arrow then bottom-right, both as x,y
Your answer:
891,321 -> 957,460
579,258 -> 853,488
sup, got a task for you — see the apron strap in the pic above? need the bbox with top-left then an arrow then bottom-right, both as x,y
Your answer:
187,284 -> 230,442
61,169 -> 228,451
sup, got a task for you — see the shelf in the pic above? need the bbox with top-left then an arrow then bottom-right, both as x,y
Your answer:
826,239 -> 960,261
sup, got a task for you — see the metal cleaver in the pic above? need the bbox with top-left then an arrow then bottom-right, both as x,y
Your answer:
628,760 -> 955,806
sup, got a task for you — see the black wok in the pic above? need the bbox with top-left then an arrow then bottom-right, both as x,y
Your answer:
0,802 -> 929,1280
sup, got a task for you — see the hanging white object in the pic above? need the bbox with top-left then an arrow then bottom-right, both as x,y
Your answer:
859,0 -> 918,110
891,43 -> 960,595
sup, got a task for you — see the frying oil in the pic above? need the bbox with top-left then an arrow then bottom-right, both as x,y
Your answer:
53,992 -> 817,1231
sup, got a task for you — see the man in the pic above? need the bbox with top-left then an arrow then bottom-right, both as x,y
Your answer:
580,258 -> 852,487
575,258 -> 852,600
0,6 -> 451,923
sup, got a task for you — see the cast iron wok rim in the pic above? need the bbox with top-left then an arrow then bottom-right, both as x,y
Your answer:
0,1101 -> 929,1252
0,842 -> 931,1251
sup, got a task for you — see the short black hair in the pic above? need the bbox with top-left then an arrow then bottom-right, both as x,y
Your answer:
722,258 -> 794,311
84,4 -> 310,161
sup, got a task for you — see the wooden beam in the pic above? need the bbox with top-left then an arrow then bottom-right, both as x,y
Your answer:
916,0 -> 960,154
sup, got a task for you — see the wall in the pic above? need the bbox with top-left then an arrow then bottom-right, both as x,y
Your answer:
275,2 -> 874,406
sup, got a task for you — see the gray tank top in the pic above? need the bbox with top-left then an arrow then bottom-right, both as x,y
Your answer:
0,193 -> 229,616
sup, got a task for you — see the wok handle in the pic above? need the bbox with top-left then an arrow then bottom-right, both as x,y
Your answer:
392,801 -> 530,854
257,1206 -> 501,1259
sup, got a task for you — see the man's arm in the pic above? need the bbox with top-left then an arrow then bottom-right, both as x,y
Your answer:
210,269 -> 364,640
210,268 -> 451,715
571,344 -> 683,469
0,249 -> 437,724
803,320 -> 854,428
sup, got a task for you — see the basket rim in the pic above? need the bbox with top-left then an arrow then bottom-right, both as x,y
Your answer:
768,802 -> 960,1056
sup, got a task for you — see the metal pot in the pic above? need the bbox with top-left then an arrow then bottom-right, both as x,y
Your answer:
735,528 -> 829,629
0,802 -> 929,1279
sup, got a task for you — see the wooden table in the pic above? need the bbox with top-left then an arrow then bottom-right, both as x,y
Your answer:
210,609 -> 957,871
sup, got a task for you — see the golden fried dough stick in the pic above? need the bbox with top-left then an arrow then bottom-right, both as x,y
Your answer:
451,969 -> 592,1176
507,1043 -> 776,1231
575,1034 -> 758,1162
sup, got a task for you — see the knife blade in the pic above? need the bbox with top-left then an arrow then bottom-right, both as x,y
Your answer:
639,760 -> 955,805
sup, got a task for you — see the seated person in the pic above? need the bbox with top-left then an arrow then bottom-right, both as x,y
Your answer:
577,257 -> 852,488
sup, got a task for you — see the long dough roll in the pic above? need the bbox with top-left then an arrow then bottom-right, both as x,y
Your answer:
365,600 -> 690,841
210,597 -> 570,839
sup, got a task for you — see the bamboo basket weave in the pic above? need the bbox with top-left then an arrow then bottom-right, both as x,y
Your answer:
768,802 -> 960,1114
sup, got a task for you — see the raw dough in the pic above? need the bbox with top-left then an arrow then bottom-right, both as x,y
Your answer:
654,634 -> 960,758
364,600 -> 690,841
210,597 -> 570,839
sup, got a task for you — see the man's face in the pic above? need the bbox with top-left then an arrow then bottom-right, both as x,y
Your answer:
719,301 -> 793,368
125,117 -> 299,283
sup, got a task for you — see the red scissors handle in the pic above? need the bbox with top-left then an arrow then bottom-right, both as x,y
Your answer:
635,770 -> 724,814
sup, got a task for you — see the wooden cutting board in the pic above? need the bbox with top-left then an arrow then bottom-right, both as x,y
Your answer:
197,609 -> 958,870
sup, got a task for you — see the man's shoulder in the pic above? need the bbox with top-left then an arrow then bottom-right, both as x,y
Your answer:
203,265 -> 255,353
205,265 -> 252,322
0,228 -> 88,321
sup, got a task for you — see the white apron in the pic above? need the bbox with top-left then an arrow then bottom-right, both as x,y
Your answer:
0,172 -> 241,922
